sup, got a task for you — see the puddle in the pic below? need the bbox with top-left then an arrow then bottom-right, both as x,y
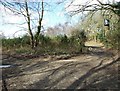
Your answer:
0,65 -> 11,68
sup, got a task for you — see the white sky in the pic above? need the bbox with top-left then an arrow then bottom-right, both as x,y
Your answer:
0,0 -> 120,38
0,3 -> 49,38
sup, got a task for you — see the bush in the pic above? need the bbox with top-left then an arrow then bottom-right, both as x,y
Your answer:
38,34 -> 52,47
2,29 -> 87,55
106,27 -> 120,50
70,29 -> 87,52
2,37 -> 22,48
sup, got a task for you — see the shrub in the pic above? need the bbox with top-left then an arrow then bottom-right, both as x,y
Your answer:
70,29 -> 87,52
106,26 -> 120,50
2,30 -> 87,55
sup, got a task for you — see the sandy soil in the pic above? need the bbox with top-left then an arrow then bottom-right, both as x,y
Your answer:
1,41 -> 119,90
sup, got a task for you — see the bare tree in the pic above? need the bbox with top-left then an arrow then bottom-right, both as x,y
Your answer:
0,0 -> 45,48
65,0 -> 120,17
34,0 -> 44,47
24,0 -> 34,48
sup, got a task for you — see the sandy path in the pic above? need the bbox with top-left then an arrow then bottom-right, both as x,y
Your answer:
1,41 -> 119,89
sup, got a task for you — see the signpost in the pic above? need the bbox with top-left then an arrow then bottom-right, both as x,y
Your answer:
104,19 -> 110,36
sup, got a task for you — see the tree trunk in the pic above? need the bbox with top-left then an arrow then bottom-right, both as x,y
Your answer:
34,0 -> 44,47
35,26 -> 41,47
25,0 -> 34,48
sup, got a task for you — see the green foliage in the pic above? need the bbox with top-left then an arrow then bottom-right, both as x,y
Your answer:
2,29 -> 87,55
54,34 -> 69,47
70,29 -> 87,52
2,35 -> 31,49
21,35 -> 30,45
2,37 -> 22,48
97,29 -> 107,43
96,20 -> 120,50
106,22 -> 120,50
38,34 -> 52,46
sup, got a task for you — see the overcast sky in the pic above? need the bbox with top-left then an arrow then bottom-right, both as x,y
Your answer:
0,0 -> 120,38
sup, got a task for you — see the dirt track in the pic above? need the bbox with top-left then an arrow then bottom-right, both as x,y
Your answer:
1,42 -> 119,90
